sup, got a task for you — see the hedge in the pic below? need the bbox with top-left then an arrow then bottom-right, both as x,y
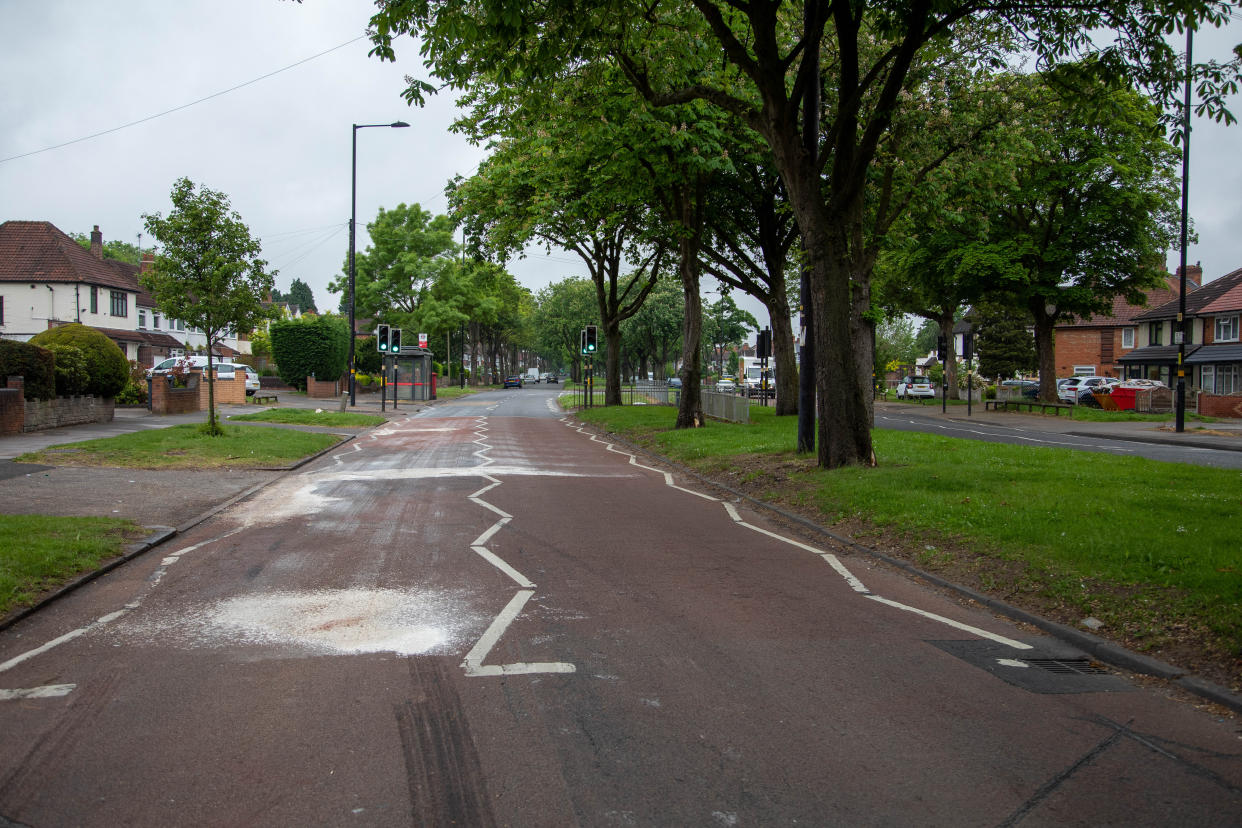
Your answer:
29,323 -> 129,398
270,315 -> 349,391
0,338 -> 56,401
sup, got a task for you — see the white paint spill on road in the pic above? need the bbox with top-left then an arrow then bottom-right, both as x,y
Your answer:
111,588 -> 485,657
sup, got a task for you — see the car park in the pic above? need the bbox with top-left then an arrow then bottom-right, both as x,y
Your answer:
503,375 -> 524,388
896,375 -> 935,399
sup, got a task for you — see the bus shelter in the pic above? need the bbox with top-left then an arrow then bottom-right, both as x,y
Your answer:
388,347 -> 434,402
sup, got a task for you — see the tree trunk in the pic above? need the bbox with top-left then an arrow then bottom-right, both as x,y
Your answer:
604,319 -> 622,405
939,314 -> 958,400
1030,300 -> 1058,402
769,295 -> 798,416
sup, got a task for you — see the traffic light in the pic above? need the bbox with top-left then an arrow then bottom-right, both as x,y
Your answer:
936,334 -> 947,362
580,328 -> 588,355
962,332 -> 973,362
585,325 -> 598,353
756,327 -> 771,358
390,328 -> 402,353
377,324 -> 390,352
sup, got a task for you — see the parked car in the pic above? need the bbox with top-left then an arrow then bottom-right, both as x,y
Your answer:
503,375 -> 524,388
241,365 -> 260,395
1057,376 -> 1117,403
714,378 -> 736,393
666,377 -> 683,389
999,379 -> 1039,400
147,355 -> 210,378
896,376 -> 935,399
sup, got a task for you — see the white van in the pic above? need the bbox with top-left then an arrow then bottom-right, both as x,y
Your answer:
148,356 -> 255,391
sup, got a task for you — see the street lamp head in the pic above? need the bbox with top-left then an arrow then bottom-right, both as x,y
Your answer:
391,121 -> 410,128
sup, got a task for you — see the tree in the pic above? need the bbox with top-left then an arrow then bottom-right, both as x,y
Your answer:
702,293 -> 757,378
328,203 -> 457,323
285,278 -> 318,314
142,178 -> 276,435
270,315 -> 349,391
535,278 -> 599,381
971,301 -> 1037,380
72,233 -> 143,265
369,0 -> 1239,468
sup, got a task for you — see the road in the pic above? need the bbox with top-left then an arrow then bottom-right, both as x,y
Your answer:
2,388 -> 1240,826
877,407 -> 1242,469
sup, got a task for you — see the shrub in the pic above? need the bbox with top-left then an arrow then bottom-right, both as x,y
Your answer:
354,336 -> 382,374
44,343 -> 91,396
270,315 -> 349,391
29,323 -> 129,398
115,360 -> 149,405
0,338 -> 56,401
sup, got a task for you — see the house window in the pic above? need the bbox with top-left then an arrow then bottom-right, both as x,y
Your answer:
138,310 -> 147,329
109,291 -> 127,317
153,313 -> 161,329
90,286 -> 98,314
1122,328 -> 1135,349
176,319 -> 185,331
0,296 -> 4,325
1218,365 -> 1240,395
1215,314 -> 1240,343
1148,321 -> 1162,346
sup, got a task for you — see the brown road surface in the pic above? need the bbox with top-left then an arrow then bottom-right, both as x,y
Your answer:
1,387 -> 1240,826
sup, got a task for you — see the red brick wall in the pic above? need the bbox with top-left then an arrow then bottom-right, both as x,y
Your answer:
1055,328 -> 1122,378
195,371 -> 247,407
306,376 -> 342,398
150,375 -> 202,415
0,387 -> 24,436
1199,393 -> 1242,419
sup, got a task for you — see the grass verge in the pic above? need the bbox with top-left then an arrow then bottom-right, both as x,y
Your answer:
577,404 -> 1242,688
15,424 -> 342,469
227,409 -> 385,427
0,515 -> 145,617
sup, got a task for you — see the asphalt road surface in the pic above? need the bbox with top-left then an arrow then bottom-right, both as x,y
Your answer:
2,387 -> 1240,826
877,408 -> 1242,469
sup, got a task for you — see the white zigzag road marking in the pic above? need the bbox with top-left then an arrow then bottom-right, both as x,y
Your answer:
566,419 -> 1032,652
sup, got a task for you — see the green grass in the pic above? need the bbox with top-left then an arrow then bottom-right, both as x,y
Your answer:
434,384 -> 483,399
1070,406 -> 1217,423
227,409 -> 386,427
578,403 -> 1242,658
15,424 -> 342,469
0,515 -> 145,616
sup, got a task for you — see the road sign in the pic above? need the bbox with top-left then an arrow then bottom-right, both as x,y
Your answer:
418,332 -> 428,347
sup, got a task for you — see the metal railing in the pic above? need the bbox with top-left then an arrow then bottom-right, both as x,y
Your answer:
564,381 -> 750,423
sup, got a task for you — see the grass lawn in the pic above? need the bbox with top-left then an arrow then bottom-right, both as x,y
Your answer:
0,515 -> 145,617
227,409 -> 386,428
15,424 -> 342,469
577,404 -> 1242,682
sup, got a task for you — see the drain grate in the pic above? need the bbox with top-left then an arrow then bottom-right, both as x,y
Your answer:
1022,658 -> 1109,675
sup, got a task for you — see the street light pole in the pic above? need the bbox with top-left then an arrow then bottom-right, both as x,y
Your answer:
349,121 -> 409,406
1175,28 -> 1192,433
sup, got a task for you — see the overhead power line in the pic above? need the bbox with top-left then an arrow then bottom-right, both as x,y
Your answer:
0,36 -> 367,165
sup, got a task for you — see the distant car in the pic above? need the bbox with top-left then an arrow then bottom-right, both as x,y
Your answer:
241,365 -> 260,395
543,374 -> 558,384
503,375 -> 524,388
896,376 -> 935,399
714,378 -> 736,393
999,379 -> 1039,400
1058,376 -> 1116,403
666,377 -> 683,389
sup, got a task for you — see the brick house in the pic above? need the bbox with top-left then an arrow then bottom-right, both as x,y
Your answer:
1053,268 -> 1191,380
0,220 -> 247,365
1126,265 -> 1242,394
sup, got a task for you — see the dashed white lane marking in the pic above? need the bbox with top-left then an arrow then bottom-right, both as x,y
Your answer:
461,416 -> 575,677
876,416 -> 1138,454
0,684 -> 76,701
564,418 -> 1034,652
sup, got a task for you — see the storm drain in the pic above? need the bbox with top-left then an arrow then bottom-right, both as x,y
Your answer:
930,639 -> 1134,694
1021,658 -> 1110,675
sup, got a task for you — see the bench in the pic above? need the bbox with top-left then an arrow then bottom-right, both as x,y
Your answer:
252,394 -> 279,405
984,399 -> 1073,416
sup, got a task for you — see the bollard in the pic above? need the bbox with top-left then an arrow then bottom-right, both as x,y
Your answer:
339,392 -> 347,413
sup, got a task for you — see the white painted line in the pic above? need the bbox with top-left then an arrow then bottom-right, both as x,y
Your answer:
0,684 -> 76,701
724,503 -> 871,594
997,658 -> 1030,668
471,517 -> 511,547
470,496 -> 513,519
462,590 -> 575,676
0,608 -> 129,674
471,546 -> 535,588
866,595 -> 1033,650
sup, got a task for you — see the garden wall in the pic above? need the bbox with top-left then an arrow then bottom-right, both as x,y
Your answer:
0,376 -> 115,435
1198,393 -> 1242,419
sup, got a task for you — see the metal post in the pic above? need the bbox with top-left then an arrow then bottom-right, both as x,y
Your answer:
348,127 -> 357,407
1176,27 -> 1192,432
380,354 -> 387,413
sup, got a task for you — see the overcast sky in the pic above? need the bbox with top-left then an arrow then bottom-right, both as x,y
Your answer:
2,1 -> 1238,336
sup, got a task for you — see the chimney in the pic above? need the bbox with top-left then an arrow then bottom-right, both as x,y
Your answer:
1175,262 -> 1202,292
90,225 -> 103,259
140,252 -> 154,273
